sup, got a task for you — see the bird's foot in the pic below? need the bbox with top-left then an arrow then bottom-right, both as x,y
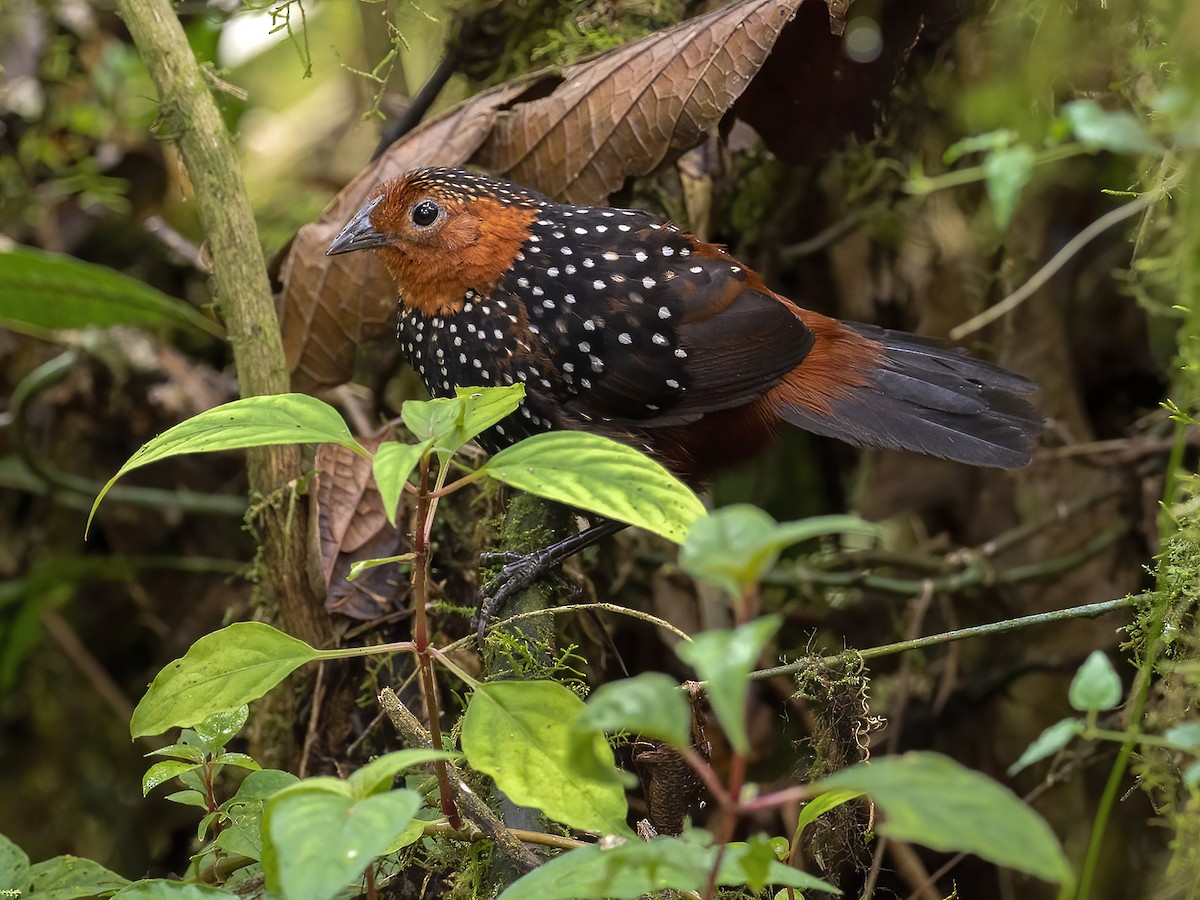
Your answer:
472,547 -> 565,641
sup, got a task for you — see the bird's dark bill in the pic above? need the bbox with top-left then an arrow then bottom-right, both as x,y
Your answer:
327,195 -> 387,255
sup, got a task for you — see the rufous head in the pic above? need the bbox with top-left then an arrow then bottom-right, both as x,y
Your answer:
327,167 -> 538,316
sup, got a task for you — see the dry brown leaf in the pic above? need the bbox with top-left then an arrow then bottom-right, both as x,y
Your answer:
474,0 -> 807,202
312,439 -> 409,619
278,0 -> 809,391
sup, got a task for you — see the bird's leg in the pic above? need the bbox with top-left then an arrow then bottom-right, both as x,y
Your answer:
474,517 -> 630,640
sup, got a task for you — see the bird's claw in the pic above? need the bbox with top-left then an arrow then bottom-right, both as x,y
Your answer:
470,547 -> 573,643
472,551 -> 558,642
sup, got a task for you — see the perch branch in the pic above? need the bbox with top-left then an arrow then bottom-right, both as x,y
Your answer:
114,0 -> 327,651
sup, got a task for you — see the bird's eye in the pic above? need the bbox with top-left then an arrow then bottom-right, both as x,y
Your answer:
411,200 -> 440,228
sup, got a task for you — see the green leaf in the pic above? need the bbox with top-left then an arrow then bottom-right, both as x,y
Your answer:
497,831 -> 836,900
88,394 -> 366,535
163,790 -> 208,809
373,440 -> 431,526
211,769 -> 302,862
130,622 -> 318,738
401,385 -> 526,458
1164,722 -> 1200,751
680,506 -> 875,598
0,833 -> 30,892
193,705 -> 249,751
211,752 -> 261,772
1063,99 -> 1164,156
984,144 -> 1035,229
1184,761 -> 1200,789
481,431 -> 706,543
675,617 -> 780,754
461,680 -> 630,835
144,743 -> 205,764
143,760 -> 201,797
795,789 -> 866,837
227,768 -> 301,805
346,749 -> 458,798
262,783 -> 421,900
816,752 -> 1073,885
718,835 -> 798,894
113,880 -> 235,900
26,856 -> 130,900
1068,650 -> 1122,712
575,672 -> 692,750
0,245 -> 221,337
347,554 -> 414,581
1007,718 -> 1084,775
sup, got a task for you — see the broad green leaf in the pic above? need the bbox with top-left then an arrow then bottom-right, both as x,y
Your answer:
164,790 -> 208,809
569,673 -> 690,784
194,705 -> 249,750
130,623 -> 318,738
497,831 -> 836,900
461,680 -> 630,834
262,783 -> 421,900
0,246 -> 221,336
676,617 -> 780,754
211,752 -> 261,772
1164,722 -> 1200,751
1063,99 -> 1163,156
576,673 -> 692,750
226,768 -> 301,805
481,431 -> 706,543
113,880 -> 235,900
144,743 -> 205,764
1007,718 -> 1084,775
401,385 -> 525,458
373,440 -> 431,526
26,856 -> 130,900
451,385 -> 527,447
816,752 -> 1073,885
718,835 -> 795,894
795,789 -> 865,836
89,395 -> 366,535
1185,761 -> 1200,789
1068,650 -> 1122,712
346,749 -> 457,798
0,833 -> 30,892
143,760 -> 200,796
213,770 -> 302,862
680,506 -> 875,598
984,144 -> 1035,229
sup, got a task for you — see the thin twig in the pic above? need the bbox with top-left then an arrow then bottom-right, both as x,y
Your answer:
378,688 -> 542,874
753,595 -> 1138,682
950,185 -> 1171,340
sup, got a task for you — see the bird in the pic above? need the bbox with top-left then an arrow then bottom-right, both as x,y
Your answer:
326,166 -> 1040,483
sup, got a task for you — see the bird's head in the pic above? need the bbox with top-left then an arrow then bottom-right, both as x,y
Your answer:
327,167 -> 538,316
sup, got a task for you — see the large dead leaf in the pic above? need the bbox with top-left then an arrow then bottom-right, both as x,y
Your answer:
312,439 -> 409,619
278,0 -> 814,391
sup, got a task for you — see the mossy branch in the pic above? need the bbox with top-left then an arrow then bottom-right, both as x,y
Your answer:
114,0 -> 328,653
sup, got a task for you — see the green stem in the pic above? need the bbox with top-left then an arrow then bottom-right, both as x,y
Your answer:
905,143 -> 1090,195
752,596 -> 1137,681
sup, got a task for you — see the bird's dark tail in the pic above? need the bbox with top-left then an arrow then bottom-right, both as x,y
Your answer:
770,313 -> 1040,469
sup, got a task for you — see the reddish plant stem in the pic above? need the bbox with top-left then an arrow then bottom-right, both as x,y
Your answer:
411,455 -> 462,829
364,862 -> 377,900
702,749 -> 748,899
